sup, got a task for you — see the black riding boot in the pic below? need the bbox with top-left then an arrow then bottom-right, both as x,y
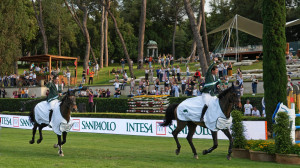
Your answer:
200,104 -> 208,122
48,109 -> 53,128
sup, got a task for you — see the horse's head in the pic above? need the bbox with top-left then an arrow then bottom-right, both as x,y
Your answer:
231,83 -> 242,109
62,90 -> 78,112
218,82 -> 242,118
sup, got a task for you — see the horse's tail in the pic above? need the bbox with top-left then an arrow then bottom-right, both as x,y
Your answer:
160,103 -> 179,127
29,108 -> 35,124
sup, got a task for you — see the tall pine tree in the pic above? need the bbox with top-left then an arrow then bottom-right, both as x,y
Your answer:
262,0 -> 287,132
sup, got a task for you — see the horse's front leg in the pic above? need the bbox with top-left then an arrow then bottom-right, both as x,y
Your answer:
222,129 -> 233,160
203,131 -> 218,155
57,135 -> 64,156
62,132 -> 67,145
29,123 -> 38,144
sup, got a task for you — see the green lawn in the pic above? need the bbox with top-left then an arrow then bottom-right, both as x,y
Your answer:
0,128 -> 297,168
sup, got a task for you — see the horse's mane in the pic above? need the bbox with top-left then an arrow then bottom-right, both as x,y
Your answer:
60,94 -> 68,107
218,86 -> 233,99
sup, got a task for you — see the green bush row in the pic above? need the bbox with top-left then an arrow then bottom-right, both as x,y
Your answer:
0,96 -> 263,113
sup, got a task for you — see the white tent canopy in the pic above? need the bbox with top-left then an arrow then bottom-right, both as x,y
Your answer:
208,15 -> 300,39
207,15 -> 263,39
286,19 -> 300,27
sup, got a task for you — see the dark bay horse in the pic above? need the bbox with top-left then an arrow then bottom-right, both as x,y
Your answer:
160,84 -> 241,160
29,89 -> 78,156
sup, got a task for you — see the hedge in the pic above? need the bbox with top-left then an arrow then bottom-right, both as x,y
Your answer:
0,96 -> 264,113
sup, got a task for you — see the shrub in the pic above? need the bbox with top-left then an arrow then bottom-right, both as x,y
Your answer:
273,112 -> 293,154
231,110 -> 247,148
246,140 -> 275,154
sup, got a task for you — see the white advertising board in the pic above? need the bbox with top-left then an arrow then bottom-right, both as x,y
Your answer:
0,114 -> 267,140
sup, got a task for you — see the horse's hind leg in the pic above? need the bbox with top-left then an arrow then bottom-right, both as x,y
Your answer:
186,122 -> 198,159
37,124 -> 47,144
172,120 -> 187,155
222,129 -> 233,160
61,132 -> 67,145
203,131 -> 218,155
29,123 -> 38,144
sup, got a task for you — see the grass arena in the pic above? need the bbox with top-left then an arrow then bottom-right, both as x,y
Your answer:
0,128 -> 298,168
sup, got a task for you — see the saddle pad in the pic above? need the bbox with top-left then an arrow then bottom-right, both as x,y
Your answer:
34,101 -> 51,125
176,96 -> 228,131
34,100 -> 72,135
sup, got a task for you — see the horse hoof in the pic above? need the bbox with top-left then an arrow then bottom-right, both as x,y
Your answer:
175,149 -> 180,155
227,155 -> 231,160
29,140 -> 34,144
202,150 -> 208,155
54,144 -> 58,148
194,155 -> 199,159
37,139 -> 42,144
59,153 -> 64,157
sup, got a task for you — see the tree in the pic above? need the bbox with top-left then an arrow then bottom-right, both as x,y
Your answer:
32,0 -> 48,54
100,5 -> 105,68
262,0 -> 287,132
184,0 -> 208,74
64,0 -> 92,71
100,1 -> 135,78
137,0 -> 147,69
201,0 -> 210,64
0,0 -> 37,74
104,0 -> 109,67
190,1 -> 203,62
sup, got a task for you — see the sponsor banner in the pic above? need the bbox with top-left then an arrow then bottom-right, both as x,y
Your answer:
0,114 -> 267,140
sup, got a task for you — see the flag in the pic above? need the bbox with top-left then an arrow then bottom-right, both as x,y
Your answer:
74,60 -> 77,66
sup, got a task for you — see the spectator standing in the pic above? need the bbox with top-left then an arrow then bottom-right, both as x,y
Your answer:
88,71 -> 94,85
262,97 -> 266,117
227,62 -> 233,76
33,73 -> 37,86
0,75 -> 2,87
223,62 -> 228,76
251,75 -> 258,96
218,62 -> 224,78
149,56 -> 153,68
181,77 -> 186,94
130,78 -> 135,93
244,99 -> 253,116
149,68 -> 154,83
121,58 -> 125,73
186,85 -> 193,96
194,69 -> 201,82
186,65 -> 190,77
156,67 -> 160,79
106,89 -> 111,98
173,83 -> 180,97
114,79 -> 120,90
251,107 -> 261,117
155,78 -> 160,91
25,88 -> 29,98
159,67 -> 163,82
87,89 -> 94,112
114,89 -> 121,98
82,70 -> 86,84
145,67 -> 149,81
176,65 -> 181,81
66,71 -> 71,86
170,55 -> 174,66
